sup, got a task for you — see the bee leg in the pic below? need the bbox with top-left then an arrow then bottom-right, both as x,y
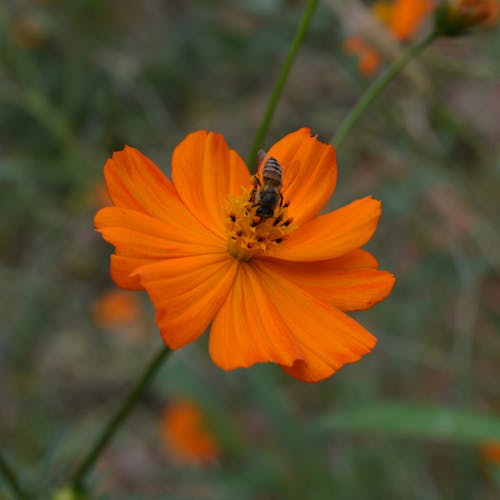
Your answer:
279,193 -> 290,209
248,175 -> 261,204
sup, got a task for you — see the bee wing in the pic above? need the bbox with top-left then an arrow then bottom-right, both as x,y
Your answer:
255,149 -> 267,173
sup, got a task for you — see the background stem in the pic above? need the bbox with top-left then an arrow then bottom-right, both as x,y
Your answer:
332,31 -> 438,148
247,0 -> 319,172
72,345 -> 172,492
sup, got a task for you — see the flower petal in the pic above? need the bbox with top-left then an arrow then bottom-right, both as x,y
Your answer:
110,255 -> 150,290
103,147 -> 221,242
95,207 -> 222,289
254,261 -> 377,383
172,131 -> 251,237
259,256 -> 395,311
265,196 -> 381,262
389,0 -> 434,41
135,254 -> 237,349
209,264 -> 305,369
265,128 -> 337,225
95,207 -> 220,253
324,249 -> 380,269
105,146 -> 173,216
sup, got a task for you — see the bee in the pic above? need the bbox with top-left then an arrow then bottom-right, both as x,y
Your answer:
252,152 -> 283,219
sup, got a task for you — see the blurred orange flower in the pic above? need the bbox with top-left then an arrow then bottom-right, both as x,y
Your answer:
92,290 -> 141,329
161,400 -> 218,465
95,129 -> 395,382
344,36 -> 381,77
482,442 -> 500,464
345,0 -> 435,77
387,0 -> 435,40
372,1 -> 394,25
437,0 -> 499,33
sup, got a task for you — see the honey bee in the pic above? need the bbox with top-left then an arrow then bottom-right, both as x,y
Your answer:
252,151 -> 283,219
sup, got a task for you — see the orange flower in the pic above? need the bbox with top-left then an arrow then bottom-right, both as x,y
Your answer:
387,0 -> 435,40
92,290 -> 141,329
436,0 -> 499,34
95,129 -> 395,382
161,400 -> 218,465
372,1 -> 394,25
344,36 -> 381,77
482,442 -> 500,464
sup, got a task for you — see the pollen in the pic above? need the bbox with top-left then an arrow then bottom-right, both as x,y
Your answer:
225,188 -> 295,262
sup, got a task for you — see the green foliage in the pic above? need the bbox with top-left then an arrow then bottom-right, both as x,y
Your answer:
315,403 -> 500,443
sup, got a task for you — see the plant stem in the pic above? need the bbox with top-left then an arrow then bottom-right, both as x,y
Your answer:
0,453 -> 28,500
72,345 -> 172,493
247,0 -> 319,172
332,31 -> 439,149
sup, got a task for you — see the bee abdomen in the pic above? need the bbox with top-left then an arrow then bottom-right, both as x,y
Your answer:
262,157 -> 282,185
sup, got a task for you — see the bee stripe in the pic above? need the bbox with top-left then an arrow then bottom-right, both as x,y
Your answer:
262,157 -> 282,183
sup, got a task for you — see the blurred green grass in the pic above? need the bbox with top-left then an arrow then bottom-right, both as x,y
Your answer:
1,0 -> 500,498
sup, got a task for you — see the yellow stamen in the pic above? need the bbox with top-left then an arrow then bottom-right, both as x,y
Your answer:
225,188 -> 296,262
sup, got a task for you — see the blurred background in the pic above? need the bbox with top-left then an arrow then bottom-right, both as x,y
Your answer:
1,0 -> 500,498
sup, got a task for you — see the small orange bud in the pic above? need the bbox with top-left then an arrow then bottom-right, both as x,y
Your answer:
92,290 -> 141,329
161,400 -> 218,465
482,442 -> 500,464
359,49 -> 381,77
343,37 -> 381,77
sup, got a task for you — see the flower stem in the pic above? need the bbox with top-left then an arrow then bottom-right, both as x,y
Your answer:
332,31 -> 439,149
72,345 -> 172,493
247,0 -> 319,172
0,453 -> 27,500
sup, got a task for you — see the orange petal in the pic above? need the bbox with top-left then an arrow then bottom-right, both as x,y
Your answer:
326,249 -> 380,269
266,196 -> 381,262
95,207 -> 222,289
265,129 -> 337,226
110,255 -> 150,290
172,131 -> 251,237
255,261 -> 377,383
105,146 -> 174,214
389,0 -> 434,41
135,254 -> 237,349
103,147 -> 222,243
95,207 -> 220,252
209,264 -> 305,370
97,226 -> 187,259
259,257 -> 395,311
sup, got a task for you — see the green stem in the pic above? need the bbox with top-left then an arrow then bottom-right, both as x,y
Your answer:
332,31 -> 439,149
72,345 -> 172,493
247,0 -> 319,172
0,453 -> 28,500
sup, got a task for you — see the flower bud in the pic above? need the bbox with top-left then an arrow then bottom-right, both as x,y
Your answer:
435,0 -> 499,36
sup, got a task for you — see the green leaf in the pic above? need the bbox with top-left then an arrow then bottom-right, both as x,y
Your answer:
313,403 -> 500,445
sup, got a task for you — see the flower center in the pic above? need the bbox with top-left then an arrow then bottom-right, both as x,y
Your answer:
225,187 -> 295,262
